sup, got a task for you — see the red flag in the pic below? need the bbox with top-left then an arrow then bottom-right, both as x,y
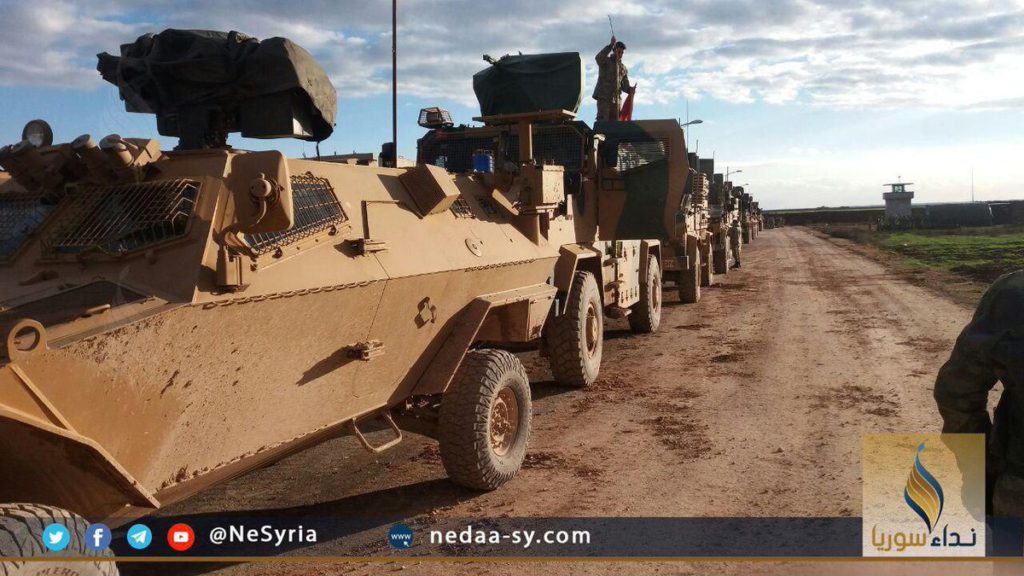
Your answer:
618,84 -> 636,121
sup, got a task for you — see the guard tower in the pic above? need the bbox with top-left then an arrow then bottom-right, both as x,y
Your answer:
883,181 -> 914,219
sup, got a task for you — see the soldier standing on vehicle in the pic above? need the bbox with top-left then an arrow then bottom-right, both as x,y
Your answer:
594,36 -> 633,122
934,271 -> 1024,515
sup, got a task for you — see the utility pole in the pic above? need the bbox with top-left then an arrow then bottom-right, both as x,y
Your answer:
391,0 -> 398,168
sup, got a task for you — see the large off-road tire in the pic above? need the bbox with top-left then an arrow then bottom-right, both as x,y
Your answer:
0,503 -> 118,576
713,245 -> 728,275
628,256 -> 662,334
700,242 -> 714,287
679,250 -> 700,304
547,271 -> 603,387
439,349 -> 532,490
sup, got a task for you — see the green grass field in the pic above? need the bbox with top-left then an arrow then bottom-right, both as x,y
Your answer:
821,225 -> 1024,284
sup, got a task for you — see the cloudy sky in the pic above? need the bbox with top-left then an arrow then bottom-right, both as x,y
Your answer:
2,0 -> 1023,209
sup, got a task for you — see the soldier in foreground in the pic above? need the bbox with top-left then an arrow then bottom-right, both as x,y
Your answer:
593,36 -> 633,121
934,271 -> 1024,515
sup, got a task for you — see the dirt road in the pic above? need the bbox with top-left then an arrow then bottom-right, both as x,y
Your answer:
129,227 -> 991,576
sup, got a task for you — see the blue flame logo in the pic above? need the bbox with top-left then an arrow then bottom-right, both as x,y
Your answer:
904,443 -> 944,533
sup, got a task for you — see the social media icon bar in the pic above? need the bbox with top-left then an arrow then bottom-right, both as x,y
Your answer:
85,523 -> 112,551
42,523 -> 70,552
167,523 -> 195,552
126,524 -> 152,550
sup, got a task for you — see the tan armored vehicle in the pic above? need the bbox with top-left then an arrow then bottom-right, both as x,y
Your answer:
659,152 -> 713,303
737,188 -> 756,244
703,163 -> 740,273
0,32 -> 685,569
752,200 -> 764,234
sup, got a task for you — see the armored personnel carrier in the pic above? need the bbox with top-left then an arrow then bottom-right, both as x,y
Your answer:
736,188 -> 756,244
0,32 -> 686,569
659,152 -> 713,303
703,162 -> 740,273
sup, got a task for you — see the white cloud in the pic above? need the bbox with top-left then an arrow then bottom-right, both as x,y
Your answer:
1,0 -> 1022,111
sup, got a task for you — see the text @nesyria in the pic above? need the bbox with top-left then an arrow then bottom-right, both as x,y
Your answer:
208,525 -> 318,547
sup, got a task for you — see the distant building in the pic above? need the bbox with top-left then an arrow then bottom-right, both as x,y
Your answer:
313,152 -> 416,168
924,203 -> 993,228
319,152 -> 376,165
883,181 -> 914,219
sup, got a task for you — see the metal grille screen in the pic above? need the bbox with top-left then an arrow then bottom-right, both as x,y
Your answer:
45,179 -> 197,257
616,138 -> 670,172
246,172 -> 347,255
0,190 -> 58,261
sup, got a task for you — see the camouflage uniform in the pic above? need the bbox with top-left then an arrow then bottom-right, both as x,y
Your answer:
593,43 -> 631,122
729,219 -> 742,268
935,271 -> 1024,515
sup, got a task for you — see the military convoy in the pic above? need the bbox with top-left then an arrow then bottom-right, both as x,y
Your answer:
0,30 -> 766,572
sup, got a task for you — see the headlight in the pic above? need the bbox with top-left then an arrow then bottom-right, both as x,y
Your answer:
21,119 -> 53,148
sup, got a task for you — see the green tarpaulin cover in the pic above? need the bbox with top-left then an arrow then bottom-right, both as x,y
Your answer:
97,29 -> 336,142
473,52 -> 584,116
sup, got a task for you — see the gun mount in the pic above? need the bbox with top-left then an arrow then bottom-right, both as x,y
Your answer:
97,29 -> 337,150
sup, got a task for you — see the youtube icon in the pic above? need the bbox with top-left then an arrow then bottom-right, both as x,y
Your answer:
167,523 -> 195,552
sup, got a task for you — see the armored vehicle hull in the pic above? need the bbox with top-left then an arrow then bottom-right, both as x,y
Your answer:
1,41 -> 684,557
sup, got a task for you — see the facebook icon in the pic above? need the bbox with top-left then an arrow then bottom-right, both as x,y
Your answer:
85,523 -> 112,552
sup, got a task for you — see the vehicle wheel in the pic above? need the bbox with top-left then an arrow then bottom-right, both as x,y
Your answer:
713,246 -> 728,275
700,242 -> 714,287
629,256 -> 662,334
439,349 -> 532,490
547,270 -> 603,387
679,250 -> 700,304
0,503 -> 118,576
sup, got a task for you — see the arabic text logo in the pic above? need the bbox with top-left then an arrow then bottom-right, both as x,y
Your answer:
904,442 -> 944,533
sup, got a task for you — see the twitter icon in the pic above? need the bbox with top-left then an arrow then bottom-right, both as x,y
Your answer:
42,524 -> 70,552
126,524 -> 152,550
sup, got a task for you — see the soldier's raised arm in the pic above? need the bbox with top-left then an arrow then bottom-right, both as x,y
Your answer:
596,41 -> 612,65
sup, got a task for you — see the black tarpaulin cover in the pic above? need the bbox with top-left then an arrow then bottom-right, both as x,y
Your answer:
473,52 -> 584,116
96,29 -> 336,141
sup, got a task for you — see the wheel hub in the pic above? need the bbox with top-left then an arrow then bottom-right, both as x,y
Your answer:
585,302 -> 600,356
490,387 -> 520,456
652,272 -> 661,312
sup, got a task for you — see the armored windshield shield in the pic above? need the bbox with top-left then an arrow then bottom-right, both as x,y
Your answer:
594,120 -> 688,240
